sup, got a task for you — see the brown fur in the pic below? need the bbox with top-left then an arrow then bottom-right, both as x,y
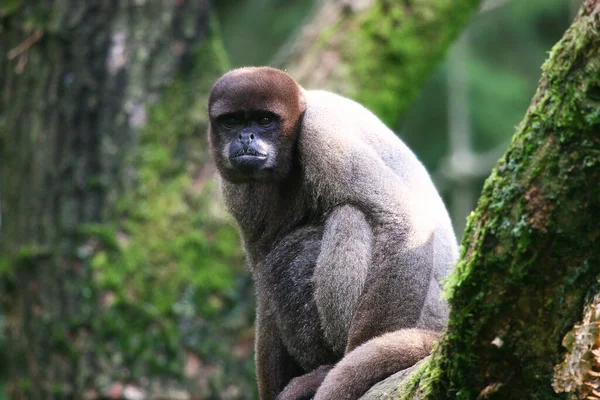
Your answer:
209,66 -> 305,135
208,67 -> 458,400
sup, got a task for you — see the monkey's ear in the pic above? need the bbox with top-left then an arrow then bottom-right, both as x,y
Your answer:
299,88 -> 307,113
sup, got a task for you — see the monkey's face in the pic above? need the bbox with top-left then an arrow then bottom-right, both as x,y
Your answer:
210,110 -> 284,182
207,67 -> 306,183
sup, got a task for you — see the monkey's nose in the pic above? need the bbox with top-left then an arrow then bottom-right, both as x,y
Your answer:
238,131 -> 255,145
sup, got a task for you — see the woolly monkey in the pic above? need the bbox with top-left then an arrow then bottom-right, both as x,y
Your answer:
207,67 -> 458,400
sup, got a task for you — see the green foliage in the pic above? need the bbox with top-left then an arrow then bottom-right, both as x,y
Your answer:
467,58 -> 530,151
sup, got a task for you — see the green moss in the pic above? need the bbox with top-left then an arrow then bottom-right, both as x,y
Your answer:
396,362 -> 429,399
80,30 -> 255,394
341,0 -> 481,126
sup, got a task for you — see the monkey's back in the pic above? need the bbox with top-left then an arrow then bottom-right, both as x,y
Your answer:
300,90 -> 458,333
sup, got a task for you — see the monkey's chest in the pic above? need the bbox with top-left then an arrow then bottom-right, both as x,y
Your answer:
259,226 -> 341,370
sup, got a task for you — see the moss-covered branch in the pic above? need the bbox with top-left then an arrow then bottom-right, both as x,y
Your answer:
362,1 -> 600,398
278,0 -> 482,126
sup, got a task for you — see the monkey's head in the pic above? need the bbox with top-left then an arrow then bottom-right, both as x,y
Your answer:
208,67 -> 306,183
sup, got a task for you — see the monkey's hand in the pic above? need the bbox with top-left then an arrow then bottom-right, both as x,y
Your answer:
276,365 -> 333,400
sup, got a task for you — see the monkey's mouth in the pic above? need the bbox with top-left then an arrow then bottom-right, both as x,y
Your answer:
230,147 -> 268,171
231,148 -> 267,158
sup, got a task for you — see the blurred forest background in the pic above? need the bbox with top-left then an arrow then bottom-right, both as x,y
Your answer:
0,0 -> 584,398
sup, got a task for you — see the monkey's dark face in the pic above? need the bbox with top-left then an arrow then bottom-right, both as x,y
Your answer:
208,67 -> 306,183
211,110 -> 283,182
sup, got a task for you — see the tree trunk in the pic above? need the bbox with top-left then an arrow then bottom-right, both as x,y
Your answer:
277,0 -> 482,126
362,1 -> 600,398
0,1 -> 252,399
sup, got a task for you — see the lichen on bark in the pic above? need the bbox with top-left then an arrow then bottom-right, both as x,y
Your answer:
553,289 -> 600,399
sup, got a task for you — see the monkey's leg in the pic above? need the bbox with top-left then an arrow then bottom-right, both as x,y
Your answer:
314,329 -> 439,400
313,204 -> 373,354
256,296 -> 303,400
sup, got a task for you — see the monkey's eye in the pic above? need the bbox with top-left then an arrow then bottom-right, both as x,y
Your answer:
257,116 -> 272,126
222,115 -> 241,128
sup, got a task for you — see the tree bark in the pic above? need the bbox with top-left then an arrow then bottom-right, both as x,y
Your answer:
277,0 -> 482,126
362,0 -> 600,398
0,1 -> 252,399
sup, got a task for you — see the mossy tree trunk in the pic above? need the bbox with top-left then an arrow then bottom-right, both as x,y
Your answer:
278,0 -> 482,126
362,1 -> 600,398
0,1 -> 252,399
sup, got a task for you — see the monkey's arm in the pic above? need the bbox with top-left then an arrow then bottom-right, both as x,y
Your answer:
345,232 -> 438,351
314,204 -> 373,354
255,296 -> 303,400
273,205 -> 371,400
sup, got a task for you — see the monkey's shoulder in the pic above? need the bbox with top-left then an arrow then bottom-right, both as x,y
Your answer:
299,90 -> 437,212
301,90 -> 399,147
300,90 -> 424,177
